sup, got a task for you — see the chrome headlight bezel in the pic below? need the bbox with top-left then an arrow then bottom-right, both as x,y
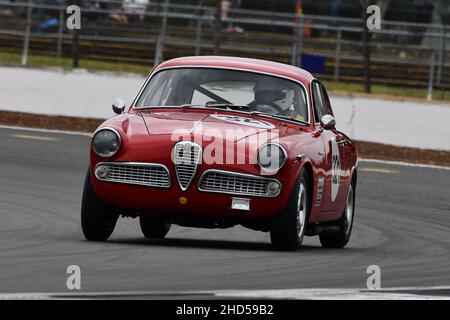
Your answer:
92,127 -> 122,158
257,142 -> 287,174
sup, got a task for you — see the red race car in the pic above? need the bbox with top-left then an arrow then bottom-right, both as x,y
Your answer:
81,56 -> 358,251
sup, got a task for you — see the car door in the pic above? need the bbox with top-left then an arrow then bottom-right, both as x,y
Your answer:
311,81 -> 348,214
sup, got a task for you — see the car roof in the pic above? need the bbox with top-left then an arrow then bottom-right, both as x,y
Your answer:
155,56 -> 315,85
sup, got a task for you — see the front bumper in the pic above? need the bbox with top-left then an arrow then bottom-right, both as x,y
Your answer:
91,162 -> 291,218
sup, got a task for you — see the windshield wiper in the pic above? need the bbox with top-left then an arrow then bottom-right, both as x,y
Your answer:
179,104 -> 249,111
249,111 -> 309,125
205,103 -> 250,111
179,104 -> 203,110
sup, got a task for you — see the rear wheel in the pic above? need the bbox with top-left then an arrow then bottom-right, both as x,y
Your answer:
319,183 -> 355,248
140,214 -> 171,239
270,168 -> 310,251
81,170 -> 119,241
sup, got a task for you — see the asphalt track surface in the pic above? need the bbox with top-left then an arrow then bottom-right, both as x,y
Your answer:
0,127 -> 449,295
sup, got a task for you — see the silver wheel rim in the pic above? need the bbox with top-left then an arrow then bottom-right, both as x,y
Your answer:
296,182 -> 307,237
344,185 -> 354,235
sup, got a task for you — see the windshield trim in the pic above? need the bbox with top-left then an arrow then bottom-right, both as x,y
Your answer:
132,65 -> 311,125
135,105 -> 310,127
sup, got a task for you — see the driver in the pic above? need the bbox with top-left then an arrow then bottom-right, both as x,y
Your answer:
250,80 -> 295,115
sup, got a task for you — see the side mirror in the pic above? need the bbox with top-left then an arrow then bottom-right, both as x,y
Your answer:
320,114 -> 336,130
112,98 -> 126,114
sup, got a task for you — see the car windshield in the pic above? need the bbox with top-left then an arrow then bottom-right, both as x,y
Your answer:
134,68 -> 309,123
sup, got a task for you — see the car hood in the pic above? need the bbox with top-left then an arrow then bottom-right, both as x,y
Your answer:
97,111 -> 311,170
138,110 -> 301,143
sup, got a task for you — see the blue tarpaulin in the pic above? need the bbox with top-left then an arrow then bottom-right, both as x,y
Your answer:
38,18 -> 59,31
301,54 -> 326,73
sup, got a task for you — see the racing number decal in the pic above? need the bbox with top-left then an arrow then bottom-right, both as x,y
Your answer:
210,114 -> 275,129
330,138 -> 341,202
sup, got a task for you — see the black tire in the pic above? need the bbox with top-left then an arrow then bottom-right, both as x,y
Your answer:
319,182 -> 356,249
81,169 -> 118,241
139,214 -> 171,239
270,168 -> 310,251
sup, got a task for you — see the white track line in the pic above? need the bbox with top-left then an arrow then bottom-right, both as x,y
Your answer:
0,287 -> 449,300
0,124 -> 448,170
359,158 -> 450,171
0,125 -> 91,136
11,134 -> 60,142
214,287 -> 450,300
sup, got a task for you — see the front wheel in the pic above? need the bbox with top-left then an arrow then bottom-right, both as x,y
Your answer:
319,183 -> 355,249
81,170 -> 118,241
139,214 -> 171,239
270,168 -> 310,251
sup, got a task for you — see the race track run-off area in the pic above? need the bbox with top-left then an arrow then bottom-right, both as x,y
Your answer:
0,126 -> 449,297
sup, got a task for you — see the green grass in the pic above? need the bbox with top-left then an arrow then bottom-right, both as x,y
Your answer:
0,52 -> 150,75
323,81 -> 449,101
0,51 -> 448,101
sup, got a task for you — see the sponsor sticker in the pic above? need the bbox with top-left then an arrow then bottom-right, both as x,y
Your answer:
331,138 -> 341,202
210,114 -> 275,129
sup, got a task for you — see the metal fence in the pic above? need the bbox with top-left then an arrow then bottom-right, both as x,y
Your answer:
0,0 -> 449,99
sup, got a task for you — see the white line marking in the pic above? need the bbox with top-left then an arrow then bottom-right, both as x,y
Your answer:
0,125 -> 448,170
215,288 -> 450,300
359,158 -> 450,171
0,125 -> 91,137
11,134 -> 59,142
0,286 -> 449,300
359,167 -> 399,174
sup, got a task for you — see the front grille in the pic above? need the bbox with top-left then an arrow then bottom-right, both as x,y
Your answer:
199,170 -> 281,197
95,162 -> 171,188
173,141 -> 202,190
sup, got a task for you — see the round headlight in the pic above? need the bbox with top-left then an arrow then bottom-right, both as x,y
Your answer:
257,143 -> 287,173
92,128 -> 121,158
95,165 -> 109,179
266,181 -> 282,196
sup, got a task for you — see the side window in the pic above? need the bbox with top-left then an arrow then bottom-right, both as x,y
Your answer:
312,81 -> 326,122
137,73 -> 173,107
320,85 -> 334,117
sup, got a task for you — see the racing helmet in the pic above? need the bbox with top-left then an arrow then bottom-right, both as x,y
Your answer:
253,80 -> 294,111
